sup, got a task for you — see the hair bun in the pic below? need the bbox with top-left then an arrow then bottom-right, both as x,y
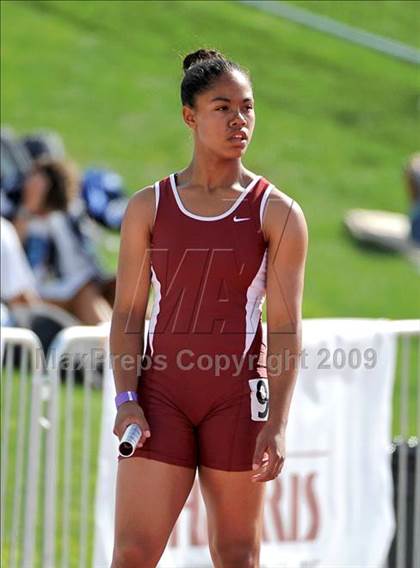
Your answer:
182,49 -> 224,73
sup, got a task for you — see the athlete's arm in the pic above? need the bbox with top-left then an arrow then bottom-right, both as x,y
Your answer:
252,189 -> 308,481
110,185 -> 155,442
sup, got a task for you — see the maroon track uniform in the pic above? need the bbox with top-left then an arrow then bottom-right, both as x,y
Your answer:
118,173 -> 274,471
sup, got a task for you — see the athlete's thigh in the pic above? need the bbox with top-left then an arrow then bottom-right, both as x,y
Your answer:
114,457 -> 196,550
198,465 -> 266,544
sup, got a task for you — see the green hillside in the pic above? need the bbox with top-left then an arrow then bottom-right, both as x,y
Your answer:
2,0 -> 419,319
288,0 -> 420,47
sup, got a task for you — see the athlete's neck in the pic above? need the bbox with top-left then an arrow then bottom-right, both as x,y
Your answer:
178,151 -> 253,192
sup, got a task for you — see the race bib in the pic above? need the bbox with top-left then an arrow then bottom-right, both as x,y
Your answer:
248,378 -> 269,421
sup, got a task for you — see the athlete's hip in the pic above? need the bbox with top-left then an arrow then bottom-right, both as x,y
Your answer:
137,366 -> 269,426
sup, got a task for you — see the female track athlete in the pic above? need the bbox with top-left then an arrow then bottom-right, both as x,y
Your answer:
110,49 -> 308,568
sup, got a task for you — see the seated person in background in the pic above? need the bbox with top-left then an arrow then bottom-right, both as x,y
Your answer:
13,158 -> 113,325
1,127 -> 129,231
1,216 -> 39,326
21,130 -> 129,230
405,153 -> 420,245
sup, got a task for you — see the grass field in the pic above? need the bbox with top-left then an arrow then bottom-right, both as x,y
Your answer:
2,0 -> 419,319
1,0 -> 419,564
289,0 -> 420,47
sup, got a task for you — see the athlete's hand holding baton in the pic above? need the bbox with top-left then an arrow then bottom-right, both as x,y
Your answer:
113,391 -> 151,456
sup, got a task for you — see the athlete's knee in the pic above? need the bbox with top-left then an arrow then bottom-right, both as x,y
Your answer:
211,539 -> 260,567
111,541 -> 161,568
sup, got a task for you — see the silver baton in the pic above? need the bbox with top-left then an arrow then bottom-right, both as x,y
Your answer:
119,423 -> 143,457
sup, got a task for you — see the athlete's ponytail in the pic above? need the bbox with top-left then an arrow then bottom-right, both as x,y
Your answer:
180,48 -> 250,107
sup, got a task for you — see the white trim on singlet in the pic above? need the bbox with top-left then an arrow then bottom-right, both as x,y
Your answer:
148,266 -> 162,356
260,184 -> 274,228
169,173 -> 262,222
152,181 -> 160,227
242,249 -> 268,359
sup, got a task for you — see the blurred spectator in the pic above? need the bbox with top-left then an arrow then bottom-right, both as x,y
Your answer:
13,158 -> 114,325
405,153 -> 420,245
1,216 -> 39,325
20,130 -> 128,229
1,126 -> 129,230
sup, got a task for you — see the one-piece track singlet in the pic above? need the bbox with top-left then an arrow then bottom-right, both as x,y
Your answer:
118,172 -> 275,471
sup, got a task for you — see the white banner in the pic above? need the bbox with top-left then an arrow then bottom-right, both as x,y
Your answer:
93,318 -> 397,568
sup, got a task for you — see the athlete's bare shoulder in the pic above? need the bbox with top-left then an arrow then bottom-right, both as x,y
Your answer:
262,183 -> 308,246
121,184 -> 156,236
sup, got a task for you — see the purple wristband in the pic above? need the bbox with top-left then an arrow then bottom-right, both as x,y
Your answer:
115,391 -> 138,409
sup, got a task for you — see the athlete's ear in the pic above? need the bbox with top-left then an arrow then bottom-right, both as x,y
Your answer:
182,105 -> 196,130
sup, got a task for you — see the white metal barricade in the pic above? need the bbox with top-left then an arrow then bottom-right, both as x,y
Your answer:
1,327 -> 45,568
43,324 -> 109,568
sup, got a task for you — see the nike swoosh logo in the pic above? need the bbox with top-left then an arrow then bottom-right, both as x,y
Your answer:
233,216 -> 250,222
